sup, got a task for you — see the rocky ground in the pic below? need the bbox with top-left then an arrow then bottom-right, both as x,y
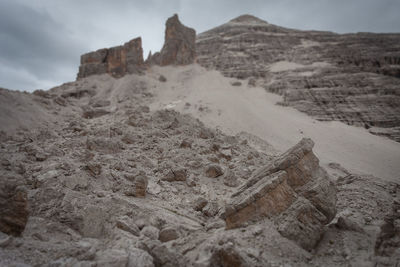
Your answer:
0,71 -> 399,266
1,13 -> 399,267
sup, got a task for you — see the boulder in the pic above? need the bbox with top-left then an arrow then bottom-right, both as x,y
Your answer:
162,168 -> 188,182
142,240 -> 181,267
157,14 -> 196,66
159,227 -> 179,243
193,197 -> 208,211
223,170 -> 239,187
224,138 -> 337,250
208,243 -> 246,267
116,216 -> 140,236
125,175 -> 148,198
205,164 -> 224,178
128,248 -> 154,267
203,202 -> 220,217
141,226 -> 160,240
0,177 -> 28,236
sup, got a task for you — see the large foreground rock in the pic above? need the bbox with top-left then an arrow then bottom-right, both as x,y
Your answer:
0,177 -> 29,236
224,138 -> 337,250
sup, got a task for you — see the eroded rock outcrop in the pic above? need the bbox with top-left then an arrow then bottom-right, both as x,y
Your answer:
149,14 -> 196,66
77,37 -> 144,78
77,14 -> 195,79
224,138 -> 337,250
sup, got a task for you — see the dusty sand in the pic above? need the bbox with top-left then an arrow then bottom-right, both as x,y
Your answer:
149,64 -> 400,182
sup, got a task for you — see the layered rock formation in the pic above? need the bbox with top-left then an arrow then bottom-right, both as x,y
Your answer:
196,15 -> 400,142
224,138 -> 337,249
78,37 -> 144,78
77,14 -> 196,79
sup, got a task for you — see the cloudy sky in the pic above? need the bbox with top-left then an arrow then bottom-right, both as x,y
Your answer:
1,0 -> 399,92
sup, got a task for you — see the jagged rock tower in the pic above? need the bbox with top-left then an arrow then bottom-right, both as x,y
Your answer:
77,14 -> 195,79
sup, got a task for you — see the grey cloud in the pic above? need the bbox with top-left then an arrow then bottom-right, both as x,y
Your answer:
0,1 -> 89,90
1,0 -> 399,91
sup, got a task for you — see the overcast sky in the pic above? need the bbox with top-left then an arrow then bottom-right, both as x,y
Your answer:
1,0 -> 399,92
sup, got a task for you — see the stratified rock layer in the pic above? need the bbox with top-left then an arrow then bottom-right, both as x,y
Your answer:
224,138 -> 337,250
196,15 -> 400,142
77,37 -> 144,78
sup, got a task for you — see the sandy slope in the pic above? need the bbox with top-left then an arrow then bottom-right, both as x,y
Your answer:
0,88 -> 56,133
148,64 -> 400,182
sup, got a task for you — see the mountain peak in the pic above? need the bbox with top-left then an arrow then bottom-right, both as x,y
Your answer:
230,14 -> 269,24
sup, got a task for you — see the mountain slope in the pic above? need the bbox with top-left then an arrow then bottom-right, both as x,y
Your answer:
148,64 -> 400,182
196,15 -> 400,142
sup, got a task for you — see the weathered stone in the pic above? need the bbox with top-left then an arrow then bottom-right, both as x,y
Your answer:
90,99 -> 111,108
223,170 -> 239,187
224,138 -> 337,249
193,197 -> 208,211
64,174 -> 89,190
116,216 -> 140,236
231,81 -> 242,86
162,168 -> 188,182
208,244 -> 245,267
225,171 -> 295,229
0,235 -> 12,247
82,107 -> 110,119
205,164 -> 224,178
128,248 -> 155,267
85,163 -> 102,177
157,14 -> 196,66
233,138 -> 337,222
158,75 -> 167,82
78,37 -> 144,79
143,240 -> 181,267
275,197 -> 327,250
247,78 -> 256,87
81,205 -> 106,238
141,226 -> 160,240
35,151 -> 47,161
186,174 -> 197,187
125,175 -> 148,198
335,216 -> 364,233
180,139 -> 192,148
159,227 -> 179,243
375,200 -> 400,258
86,137 -> 124,154
0,177 -> 28,236
203,201 -> 219,217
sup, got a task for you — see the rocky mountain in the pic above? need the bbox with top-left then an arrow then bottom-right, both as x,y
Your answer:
0,14 -> 399,267
196,15 -> 400,142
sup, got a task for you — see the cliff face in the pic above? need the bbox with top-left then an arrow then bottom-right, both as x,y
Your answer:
196,15 -> 400,142
78,37 -> 144,78
157,14 -> 196,66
